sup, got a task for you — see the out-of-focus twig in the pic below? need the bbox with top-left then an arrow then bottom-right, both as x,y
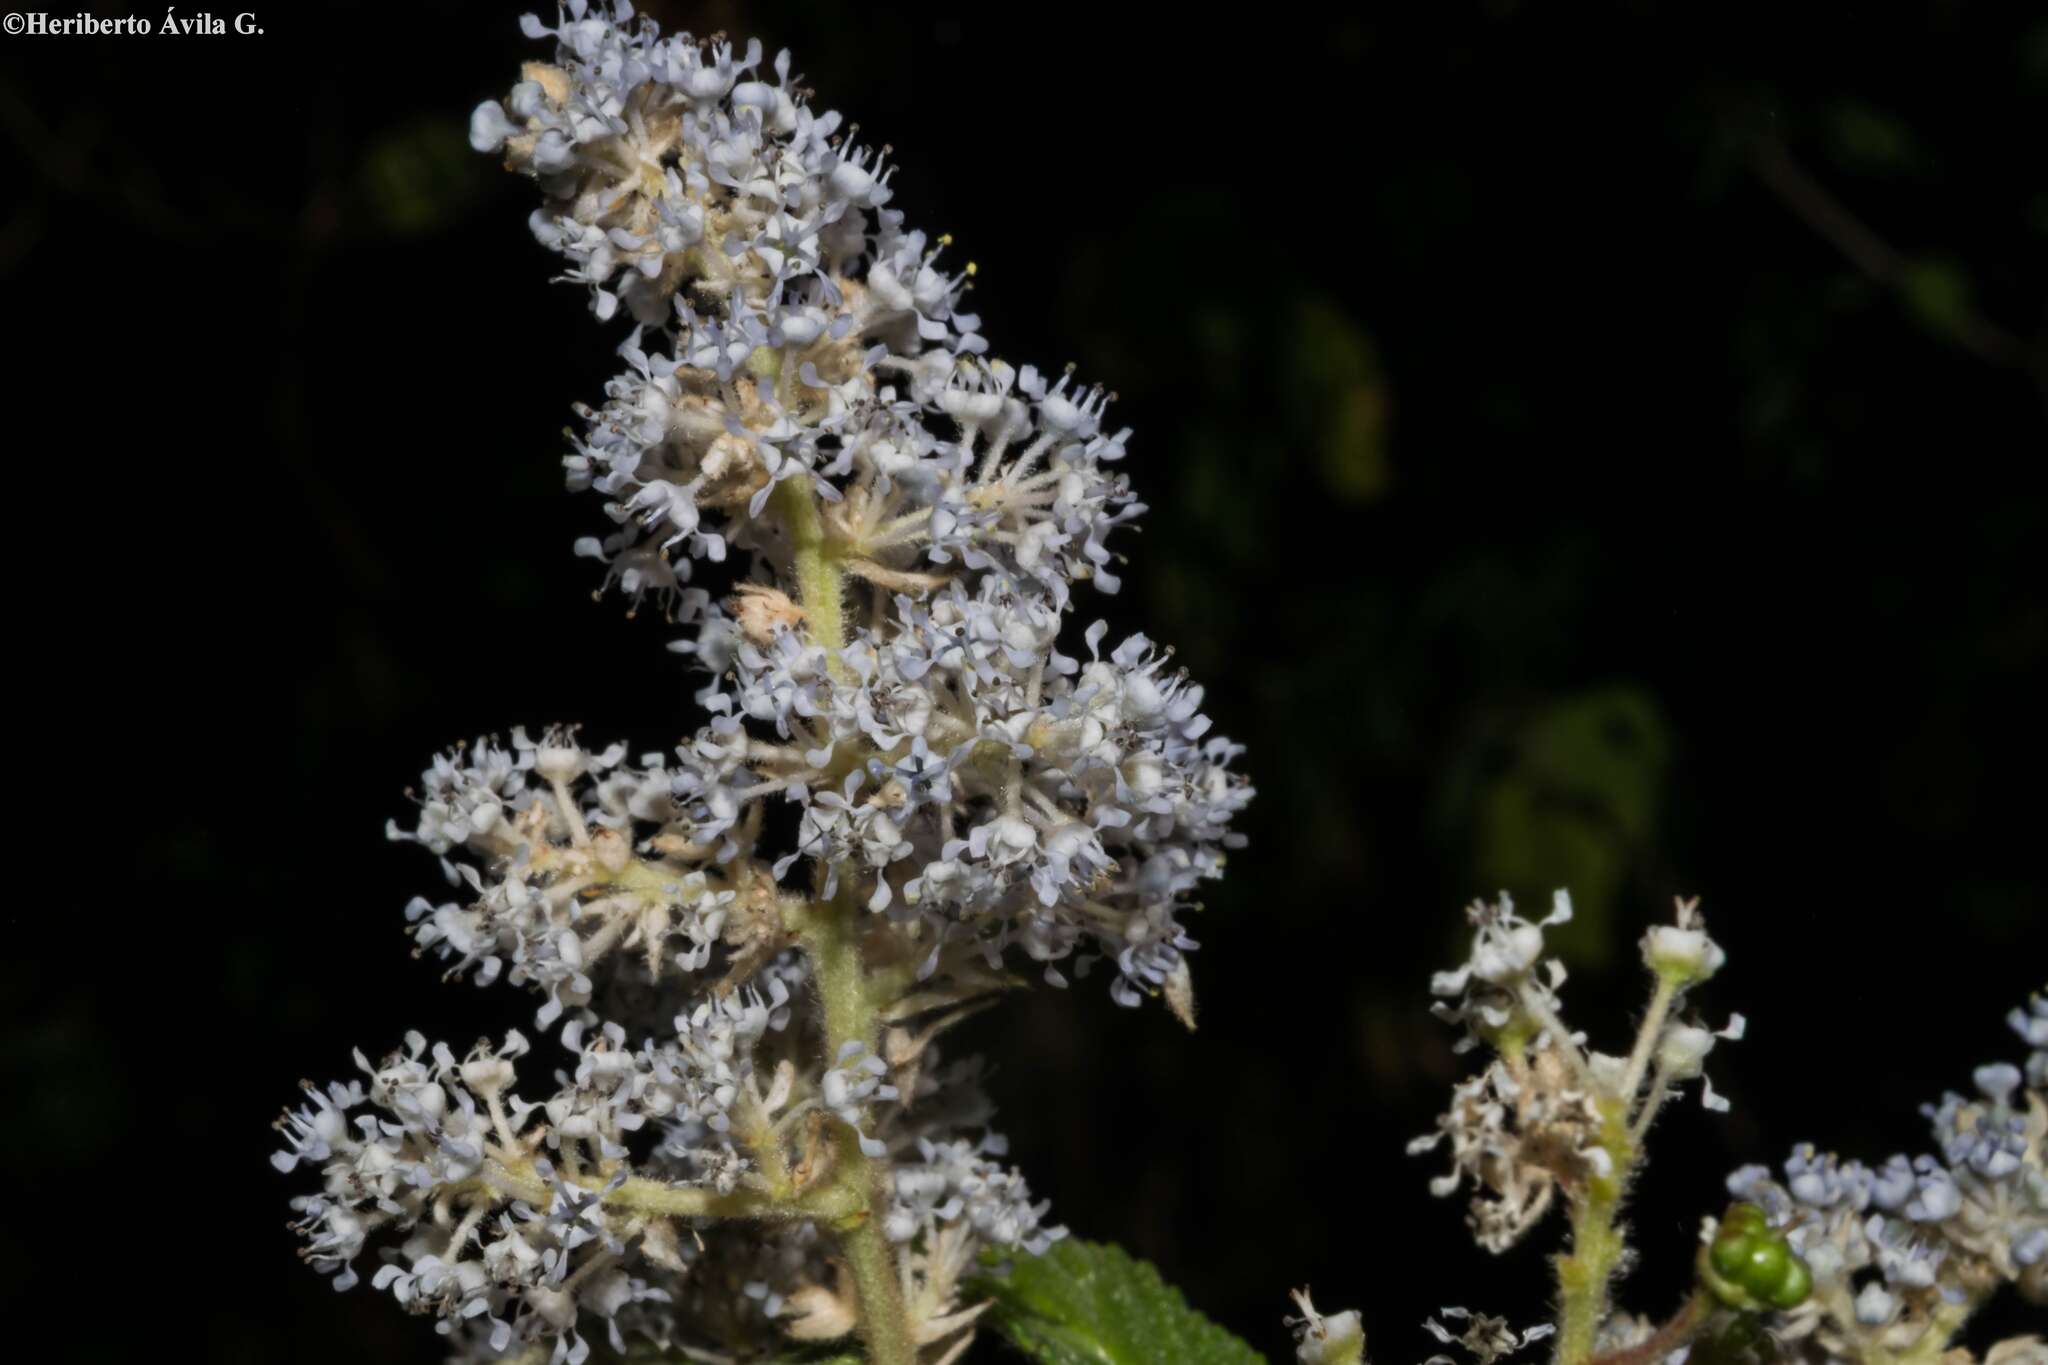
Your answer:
1750,136 -> 2048,390
1588,1295 -> 1707,1365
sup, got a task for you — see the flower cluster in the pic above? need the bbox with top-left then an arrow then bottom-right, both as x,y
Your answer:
274,990 -> 1057,1362
470,0 -> 1140,618
457,0 -> 1251,1018
1300,903 -> 2039,1365
275,1030 -> 676,1357
1724,998 -> 2047,1362
1411,894 -> 1741,1253
280,5 -> 1251,1362
886,1136 -> 1062,1256
709,605 -> 1249,1005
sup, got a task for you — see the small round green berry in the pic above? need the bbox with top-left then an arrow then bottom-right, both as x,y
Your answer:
1709,1232 -> 1756,1283
1701,1203 -> 1813,1313
1720,1203 -> 1768,1238
1761,1252 -> 1811,1310
1739,1237 -> 1790,1290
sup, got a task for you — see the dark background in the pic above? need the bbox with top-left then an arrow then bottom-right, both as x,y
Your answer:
4,2 -> 2044,1361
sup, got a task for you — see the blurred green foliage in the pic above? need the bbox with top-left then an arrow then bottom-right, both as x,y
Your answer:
1290,296 -> 1393,505
1451,686 -> 1672,968
1898,256 -> 1977,343
1822,102 -> 1923,174
356,119 -> 491,237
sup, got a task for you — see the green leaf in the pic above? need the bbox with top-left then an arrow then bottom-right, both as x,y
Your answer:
973,1239 -> 1269,1365
609,1347 -> 860,1365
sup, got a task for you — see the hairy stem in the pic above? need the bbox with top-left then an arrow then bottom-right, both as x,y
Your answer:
776,475 -> 850,659
841,1182 -> 920,1362
1555,1100 -> 1635,1365
793,888 -> 919,1365
477,1158 -> 861,1224
774,482 -> 919,1364
1618,974 -> 1679,1105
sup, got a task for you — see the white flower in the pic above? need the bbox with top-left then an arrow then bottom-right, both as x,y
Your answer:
1423,1307 -> 1556,1365
1288,1289 -> 1367,1365
1641,910 -> 1725,982
1432,891 -> 1573,997
885,1137 -> 1065,1255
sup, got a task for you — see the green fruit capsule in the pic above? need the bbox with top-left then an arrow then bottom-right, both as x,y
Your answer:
1739,1238 -> 1790,1291
1702,1203 -> 1813,1314
1709,1233 -> 1756,1282
1762,1252 -> 1812,1310
1720,1204 -> 1769,1239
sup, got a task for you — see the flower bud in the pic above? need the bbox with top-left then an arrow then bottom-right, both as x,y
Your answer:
1658,1023 -> 1717,1079
1643,924 -> 1725,982
1290,1290 -> 1367,1365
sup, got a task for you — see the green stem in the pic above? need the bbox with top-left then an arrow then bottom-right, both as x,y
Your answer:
1619,974 -> 1679,1103
770,479 -> 918,1365
793,889 -> 919,1365
842,1200 -> 918,1364
478,1159 -> 860,1224
774,476 -> 849,658
1555,1101 -> 1635,1365
610,1172 -> 862,1223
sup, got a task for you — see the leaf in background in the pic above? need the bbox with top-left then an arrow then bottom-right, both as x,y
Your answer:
974,1239 -> 1268,1365
1288,295 -> 1393,504
1898,256 -> 1975,343
356,118 -> 491,237
1822,101 -> 1923,173
1452,686 -> 1672,970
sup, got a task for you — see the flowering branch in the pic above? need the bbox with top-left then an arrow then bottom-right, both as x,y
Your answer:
1295,905 -> 2042,1365
271,5 -> 1248,1362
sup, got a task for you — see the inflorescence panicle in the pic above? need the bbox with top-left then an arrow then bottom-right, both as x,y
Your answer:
275,4 -> 1250,1363
1295,901 -> 2043,1365
273,9 -> 2041,1365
